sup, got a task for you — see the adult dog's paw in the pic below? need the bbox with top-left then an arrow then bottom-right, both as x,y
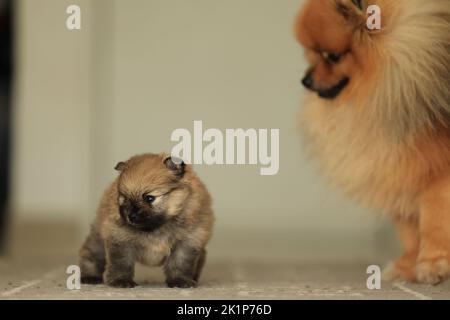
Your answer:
383,253 -> 417,282
416,258 -> 450,285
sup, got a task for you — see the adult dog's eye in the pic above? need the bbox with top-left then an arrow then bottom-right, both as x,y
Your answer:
323,52 -> 342,64
142,194 -> 156,204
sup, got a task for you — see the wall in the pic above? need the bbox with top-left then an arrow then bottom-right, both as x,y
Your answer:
12,0 -> 92,221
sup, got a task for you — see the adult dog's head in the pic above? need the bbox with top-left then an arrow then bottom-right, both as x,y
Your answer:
295,0 -> 450,133
295,0 -> 379,100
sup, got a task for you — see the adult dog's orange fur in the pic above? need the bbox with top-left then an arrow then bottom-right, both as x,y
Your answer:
295,0 -> 450,284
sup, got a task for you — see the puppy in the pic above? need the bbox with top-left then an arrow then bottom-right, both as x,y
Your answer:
79,153 -> 214,288
295,0 -> 450,284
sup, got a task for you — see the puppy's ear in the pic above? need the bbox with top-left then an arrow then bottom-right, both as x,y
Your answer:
164,156 -> 186,178
114,161 -> 127,172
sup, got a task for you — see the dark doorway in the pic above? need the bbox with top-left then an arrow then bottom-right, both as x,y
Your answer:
0,0 -> 12,251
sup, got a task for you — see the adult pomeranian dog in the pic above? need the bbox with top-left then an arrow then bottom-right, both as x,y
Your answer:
295,0 -> 450,284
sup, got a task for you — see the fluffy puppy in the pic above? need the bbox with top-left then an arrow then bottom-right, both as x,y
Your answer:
295,0 -> 450,284
79,153 -> 214,288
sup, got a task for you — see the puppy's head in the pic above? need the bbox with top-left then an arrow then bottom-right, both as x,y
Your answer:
114,153 -> 190,232
295,0 -> 379,100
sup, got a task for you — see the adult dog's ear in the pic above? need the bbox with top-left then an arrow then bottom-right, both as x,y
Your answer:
114,161 -> 127,172
164,156 -> 186,178
351,0 -> 364,10
334,0 -> 367,24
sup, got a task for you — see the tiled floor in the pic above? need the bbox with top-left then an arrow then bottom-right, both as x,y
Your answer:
1,256 -> 450,299
0,219 -> 449,300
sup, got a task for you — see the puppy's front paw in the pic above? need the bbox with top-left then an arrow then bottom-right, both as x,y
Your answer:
106,278 -> 137,288
81,276 -> 103,285
416,258 -> 450,285
166,277 -> 197,288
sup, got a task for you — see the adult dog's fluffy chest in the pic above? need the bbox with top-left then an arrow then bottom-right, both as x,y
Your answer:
301,100 -> 435,215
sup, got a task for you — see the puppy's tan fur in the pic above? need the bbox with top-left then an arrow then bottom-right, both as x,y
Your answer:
79,153 -> 214,288
296,0 -> 450,284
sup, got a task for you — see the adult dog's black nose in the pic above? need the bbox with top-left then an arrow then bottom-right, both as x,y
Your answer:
301,73 -> 314,89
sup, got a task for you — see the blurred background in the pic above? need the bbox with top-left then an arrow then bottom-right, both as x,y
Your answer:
2,0 -> 397,265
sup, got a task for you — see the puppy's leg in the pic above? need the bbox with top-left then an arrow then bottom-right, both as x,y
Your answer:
416,175 -> 450,285
164,243 -> 202,288
79,227 -> 105,284
104,239 -> 137,288
383,216 -> 419,282
193,249 -> 207,282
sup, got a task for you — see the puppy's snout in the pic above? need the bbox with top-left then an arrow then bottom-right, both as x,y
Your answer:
128,204 -> 145,223
301,72 -> 314,90
128,211 -> 140,223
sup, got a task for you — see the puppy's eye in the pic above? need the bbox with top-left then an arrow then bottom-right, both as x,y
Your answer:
142,194 -> 155,204
323,52 -> 342,64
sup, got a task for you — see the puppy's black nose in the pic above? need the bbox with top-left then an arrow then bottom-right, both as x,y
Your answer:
301,73 -> 314,89
129,211 -> 140,223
